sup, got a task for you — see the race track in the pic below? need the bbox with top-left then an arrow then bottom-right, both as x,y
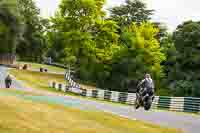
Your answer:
0,66 -> 199,133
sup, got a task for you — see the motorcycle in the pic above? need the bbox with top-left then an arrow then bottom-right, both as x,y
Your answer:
135,87 -> 154,111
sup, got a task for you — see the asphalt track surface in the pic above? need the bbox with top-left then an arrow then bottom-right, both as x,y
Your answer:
0,66 -> 199,133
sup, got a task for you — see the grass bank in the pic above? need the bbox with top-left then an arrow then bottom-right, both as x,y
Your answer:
17,61 -> 66,73
10,66 -> 96,90
9,69 -> 122,105
10,69 -> 66,89
0,89 -> 182,133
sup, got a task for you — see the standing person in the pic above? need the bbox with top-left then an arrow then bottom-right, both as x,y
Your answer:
5,75 -> 12,88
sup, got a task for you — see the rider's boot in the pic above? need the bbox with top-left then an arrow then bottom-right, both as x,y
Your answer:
152,96 -> 155,101
135,103 -> 140,109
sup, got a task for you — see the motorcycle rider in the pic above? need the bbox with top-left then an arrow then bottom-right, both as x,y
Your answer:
135,73 -> 155,109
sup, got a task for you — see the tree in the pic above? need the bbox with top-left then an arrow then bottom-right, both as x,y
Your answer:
90,20 -> 120,87
50,0 -> 120,86
152,22 -> 168,44
109,22 -> 166,92
0,0 -> 21,54
50,0 -> 107,64
170,21 -> 200,97
156,33 -> 177,95
109,0 -> 153,27
16,0 -> 48,61
46,32 -> 66,62
51,0 -> 102,63
57,0 -> 104,32
50,0 -> 166,93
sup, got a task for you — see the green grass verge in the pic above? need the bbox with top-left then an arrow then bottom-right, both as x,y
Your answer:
17,61 -> 66,73
0,89 -> 39,96
10,69 -> 66,88
16,61 -> 97,90
0,89 -> 182,133
9,69 -> 127,106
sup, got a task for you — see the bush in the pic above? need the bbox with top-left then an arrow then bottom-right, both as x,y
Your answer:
156,88 -> 172,96
173,80 -> 193,97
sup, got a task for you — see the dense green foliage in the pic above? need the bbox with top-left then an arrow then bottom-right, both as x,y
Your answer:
47,0 -> 165,92
0,0 -> 21,53
109,22 -> 165,92
109,0 -> 153,27
16,0 -> 48,62
167,21 -> 200,97
0,0 -> 48,61
0,0 -> 199,96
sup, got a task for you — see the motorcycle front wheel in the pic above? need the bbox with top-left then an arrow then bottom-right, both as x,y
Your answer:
144,98 -> 152,111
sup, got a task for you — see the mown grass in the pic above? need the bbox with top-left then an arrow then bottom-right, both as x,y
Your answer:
0,89 -> 182,133
9,69 -> 124,106
10,69 -> 66,89
17,61 -> 66,73
17,61 -> 97,90
10,67 -> 97,90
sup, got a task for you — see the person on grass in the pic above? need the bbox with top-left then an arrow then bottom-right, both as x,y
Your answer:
5,75 -> 12,88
